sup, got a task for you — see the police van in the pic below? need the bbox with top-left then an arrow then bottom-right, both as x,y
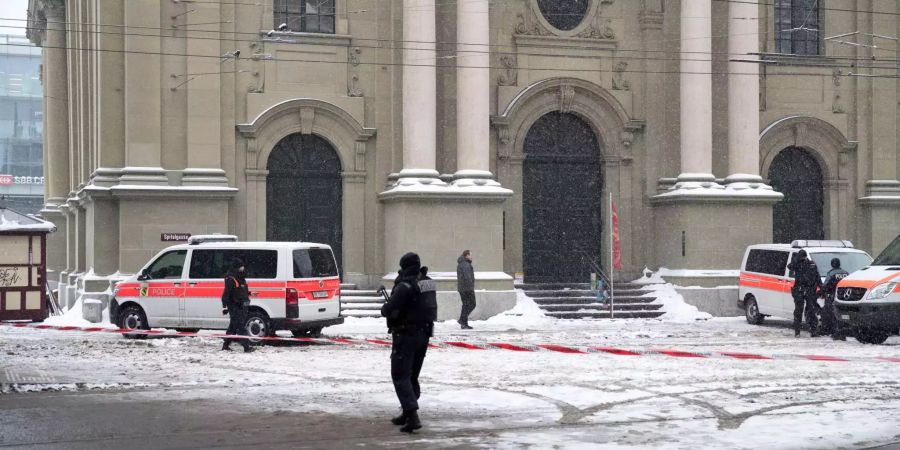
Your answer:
110,235 -> 344,339
738,240 -> 873,325
834,234 -> 900,344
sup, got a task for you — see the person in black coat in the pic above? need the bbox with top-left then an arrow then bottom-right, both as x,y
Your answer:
381,253 -> 435,433
821,258 -> 849,339
787,250 -> 823,338
221,258 -> 255,352
456,250 -> 476,329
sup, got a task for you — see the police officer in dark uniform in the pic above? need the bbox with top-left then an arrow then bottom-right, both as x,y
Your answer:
221,258 -> 255,353
787,250 -> 823,337
821,258 -> 849,340
381,253 -> 437,433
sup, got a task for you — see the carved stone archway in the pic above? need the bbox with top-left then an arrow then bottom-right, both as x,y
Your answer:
237,98 -> 375,275
760,115 -> 857,240
491,77 -> 643,277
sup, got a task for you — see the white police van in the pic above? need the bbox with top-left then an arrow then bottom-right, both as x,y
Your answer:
110,235 -> 344,339
738,240 -> 872,324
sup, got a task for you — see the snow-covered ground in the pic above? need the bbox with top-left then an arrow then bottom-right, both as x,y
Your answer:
3,290 -> 900,449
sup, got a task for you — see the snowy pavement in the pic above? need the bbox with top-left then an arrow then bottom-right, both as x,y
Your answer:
3,298 -> 900,448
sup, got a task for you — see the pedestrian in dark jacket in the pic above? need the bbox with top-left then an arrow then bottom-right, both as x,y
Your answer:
380,253 -> 434,433
821,258 -> 849,339
787,250 -> 823,338
221,258 -> 255,352
456,250 -> 476,329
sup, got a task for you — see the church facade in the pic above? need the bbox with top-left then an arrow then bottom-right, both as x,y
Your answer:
26,0 -> 900,299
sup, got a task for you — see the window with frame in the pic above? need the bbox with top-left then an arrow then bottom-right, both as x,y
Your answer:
188,249 -> 279,279
775,0 -> 821,55
274,0 -> 335,34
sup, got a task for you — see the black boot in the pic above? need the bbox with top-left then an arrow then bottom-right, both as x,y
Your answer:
399,410 -> 421,433
243,345 -> 256,353
391,411 -> 407,426
222,341 -> 232,351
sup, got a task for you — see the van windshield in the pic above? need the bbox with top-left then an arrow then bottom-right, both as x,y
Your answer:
293,249 -> 339,278
809,252 -> 873,277
872,235 -> 900,266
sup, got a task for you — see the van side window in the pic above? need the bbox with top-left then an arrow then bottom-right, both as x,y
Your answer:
189,249 -> 278,279
293,249 -> 338,278
146,250 -> 187,279
746,250 -> 789,276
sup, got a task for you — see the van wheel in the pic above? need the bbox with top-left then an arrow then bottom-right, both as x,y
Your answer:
854,327 -> 890,345
292,327 -> 323,338
118,305 -> 149,339
244,310 -> 273,344
744,297 -> 764,325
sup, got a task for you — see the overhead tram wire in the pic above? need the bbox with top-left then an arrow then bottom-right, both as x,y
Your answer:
154,0 -> 900,19
7,39 -> 900,79
7,20 -> 900,68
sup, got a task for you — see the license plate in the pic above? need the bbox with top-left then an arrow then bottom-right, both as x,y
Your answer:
313,291 -> 328,299
841,315 -> 850,320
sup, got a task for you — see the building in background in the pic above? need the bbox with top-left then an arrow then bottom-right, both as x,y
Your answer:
25,0 -> 900,309
0,34 -> 43,215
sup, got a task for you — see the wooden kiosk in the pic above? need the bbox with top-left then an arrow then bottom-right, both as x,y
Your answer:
0,207 -> 56,322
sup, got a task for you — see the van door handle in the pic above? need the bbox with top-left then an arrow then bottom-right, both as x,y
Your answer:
188,282 -> 197,287
250,292 -> 259,296
173,282 -> 182,287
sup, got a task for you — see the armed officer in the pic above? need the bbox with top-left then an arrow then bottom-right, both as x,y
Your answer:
821,258 -> 849,340
381,253 -> 437,433
787,250 -> 823,338
221,258 -> 255,353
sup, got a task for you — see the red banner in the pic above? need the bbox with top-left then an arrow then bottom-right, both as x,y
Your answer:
612,200 -> 621,270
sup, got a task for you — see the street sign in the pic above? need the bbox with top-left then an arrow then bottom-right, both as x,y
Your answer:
161,233 -> 191,242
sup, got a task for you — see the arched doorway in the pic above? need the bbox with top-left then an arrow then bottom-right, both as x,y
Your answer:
522,112 -> 603,283
768,147 -> 824,243
266,133 -> 343,268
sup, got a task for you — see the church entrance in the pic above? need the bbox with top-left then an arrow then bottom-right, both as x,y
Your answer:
266,133 -> 343,269
522,112 -> 603,283
768,147 -> 824,243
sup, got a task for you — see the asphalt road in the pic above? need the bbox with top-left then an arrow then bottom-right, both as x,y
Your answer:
0,385 -> 433,449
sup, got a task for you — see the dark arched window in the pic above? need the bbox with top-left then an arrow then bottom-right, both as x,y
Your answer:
274,0 -> 335,34
537,0 -> 590,31
775,0 -> 820,55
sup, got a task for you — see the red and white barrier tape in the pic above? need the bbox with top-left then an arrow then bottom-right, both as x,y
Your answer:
3,322 -> 899,364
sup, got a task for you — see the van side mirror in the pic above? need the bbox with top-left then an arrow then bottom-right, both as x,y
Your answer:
137,269 -> 151,281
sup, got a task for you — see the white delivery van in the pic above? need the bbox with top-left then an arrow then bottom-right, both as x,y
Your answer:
738,240 -> 872,325
834,234 -> 900,344
110,235 -> 344,339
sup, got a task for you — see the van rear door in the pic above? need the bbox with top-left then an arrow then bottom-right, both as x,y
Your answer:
291,248 -> 341,320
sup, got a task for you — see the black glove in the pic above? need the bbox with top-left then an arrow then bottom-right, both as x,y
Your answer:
222,307 -> 229,315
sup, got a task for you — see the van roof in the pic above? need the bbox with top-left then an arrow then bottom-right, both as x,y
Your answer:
746,243 -> 868,254
165,241 -> 333,251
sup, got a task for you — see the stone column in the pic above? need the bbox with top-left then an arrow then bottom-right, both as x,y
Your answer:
42,3 -> 70,209
726,0 -> 767,187
675,0 -> 717,187
399,0 -> 439,181
453,0 -> 497,186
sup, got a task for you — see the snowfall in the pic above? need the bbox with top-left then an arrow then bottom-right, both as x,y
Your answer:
2,285 -> 900,449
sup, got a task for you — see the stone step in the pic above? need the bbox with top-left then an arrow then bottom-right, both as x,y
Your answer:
340,283 -> 358,290
526,289 -> 649,298
532,296 -> 656,305
340,297 -> 384,304
539,303 -> 664,312
546,310 -> 666,319
340,290 -> 382,297
342,310 -> 381,317
341,303 -> 382,310
517,282 -> 652,291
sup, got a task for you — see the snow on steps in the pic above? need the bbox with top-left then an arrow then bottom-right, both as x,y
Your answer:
340,284 -> 384,318
518,282 -> 665,319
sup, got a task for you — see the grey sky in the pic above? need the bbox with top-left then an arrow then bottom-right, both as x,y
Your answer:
0,0 -> 29,36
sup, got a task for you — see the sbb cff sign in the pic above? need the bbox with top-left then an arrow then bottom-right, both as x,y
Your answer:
0,175 -> 45,186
